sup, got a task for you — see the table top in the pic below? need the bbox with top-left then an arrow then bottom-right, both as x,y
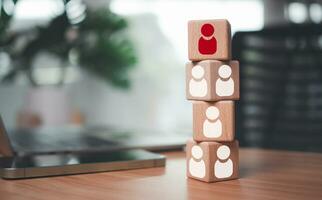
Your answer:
0,148 -> 322,200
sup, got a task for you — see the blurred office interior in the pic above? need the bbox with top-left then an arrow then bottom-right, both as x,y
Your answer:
0,0 -> 322,152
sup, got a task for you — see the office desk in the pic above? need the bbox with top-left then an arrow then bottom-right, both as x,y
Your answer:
0,148 -> 322,200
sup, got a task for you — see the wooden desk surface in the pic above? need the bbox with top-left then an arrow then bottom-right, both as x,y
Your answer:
0,148 -> 322,200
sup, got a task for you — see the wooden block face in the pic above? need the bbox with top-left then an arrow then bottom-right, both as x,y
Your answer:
186,139 -> 212,182
186,139 -> 239,183
186,60 -> 239,101
193,101 -> 235,142
188,19 -> 231,61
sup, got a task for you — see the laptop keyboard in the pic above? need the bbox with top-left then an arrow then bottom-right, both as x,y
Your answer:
8,127 -> 119,155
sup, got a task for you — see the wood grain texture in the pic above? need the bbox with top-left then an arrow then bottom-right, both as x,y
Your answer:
186,139 -> 238,182
188,19 -> 231,61
193,101 -> 235,142
186,60 -> 240,101
1,148 -> 322,200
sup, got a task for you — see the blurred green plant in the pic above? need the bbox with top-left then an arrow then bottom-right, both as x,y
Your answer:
0,0 -> 136,89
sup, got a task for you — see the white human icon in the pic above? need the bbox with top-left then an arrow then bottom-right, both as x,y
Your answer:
189,65 -> 208,97
203,106 -> 222,138
215,65 -> 234,96
214,145 -> 233,178
189,145 -> 206,178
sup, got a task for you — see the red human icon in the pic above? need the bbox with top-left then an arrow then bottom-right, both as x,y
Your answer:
198,23 -> 217,55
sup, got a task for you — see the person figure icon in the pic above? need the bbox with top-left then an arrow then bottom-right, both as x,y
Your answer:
203,106 -> 222,138
215,65 -> 234,97
189,65 -> 208,97
189,145 -> 206,178
198,23 -> 217,55
214,145 -> 233,179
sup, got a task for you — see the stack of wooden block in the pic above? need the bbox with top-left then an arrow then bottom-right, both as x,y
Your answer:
185,19 -> 240,183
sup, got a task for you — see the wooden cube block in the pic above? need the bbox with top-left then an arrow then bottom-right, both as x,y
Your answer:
193,101 -> 235,142
188,19 -> 231,61
186,60 -> 239,101
186,139 -> 239,183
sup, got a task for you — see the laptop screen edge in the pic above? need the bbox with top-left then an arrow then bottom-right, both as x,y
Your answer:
0,115 -> 14,157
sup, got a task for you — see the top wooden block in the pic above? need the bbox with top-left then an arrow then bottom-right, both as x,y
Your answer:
188,19 -> 231,61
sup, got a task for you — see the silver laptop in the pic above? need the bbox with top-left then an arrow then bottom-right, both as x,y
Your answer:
0,116 -> 187,179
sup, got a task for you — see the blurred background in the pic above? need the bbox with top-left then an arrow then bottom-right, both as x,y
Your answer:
0,0 -> 322,152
